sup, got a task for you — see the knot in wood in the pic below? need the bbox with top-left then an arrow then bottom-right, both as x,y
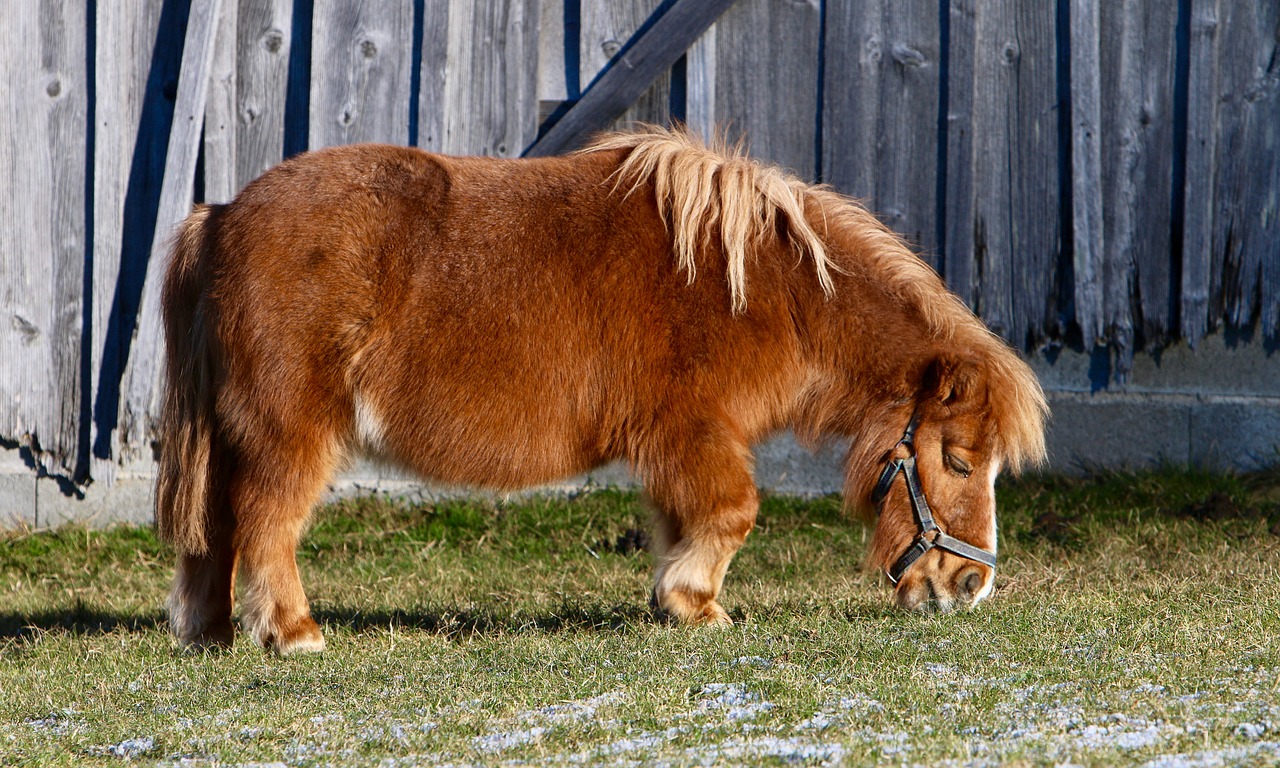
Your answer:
863,35 -> 882,64
602,39 -> 622,58
1002,42 -> 1020,64
46,78 -> 62,98
891,43 -> 926,68
360,39 -> 378,59
262,29 -> 284,53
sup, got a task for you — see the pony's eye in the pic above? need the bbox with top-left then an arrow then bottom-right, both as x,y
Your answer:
944,453 -> 973,478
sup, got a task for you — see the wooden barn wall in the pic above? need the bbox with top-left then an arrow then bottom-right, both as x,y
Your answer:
0,0 -> 1277,483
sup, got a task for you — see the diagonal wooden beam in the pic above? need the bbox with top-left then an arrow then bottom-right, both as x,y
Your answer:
525,0 -> 738,157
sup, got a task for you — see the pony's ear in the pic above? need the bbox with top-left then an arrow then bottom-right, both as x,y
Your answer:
921,354 -> 984,410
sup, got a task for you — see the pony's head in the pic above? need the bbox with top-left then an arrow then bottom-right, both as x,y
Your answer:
850,348 -> 1048,613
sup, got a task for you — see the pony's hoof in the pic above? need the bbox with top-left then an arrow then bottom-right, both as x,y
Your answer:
175,621 -> 235,653
260,616 -> 326,656
695,602 -> 733,627
655,592 -> 733,627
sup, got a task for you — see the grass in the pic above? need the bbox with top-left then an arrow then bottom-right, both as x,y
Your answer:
3,468 -> 1280,766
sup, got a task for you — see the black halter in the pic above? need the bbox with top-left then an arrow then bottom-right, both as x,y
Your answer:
872,413 -> 998,585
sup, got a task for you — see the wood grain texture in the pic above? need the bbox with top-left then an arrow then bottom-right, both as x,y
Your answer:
580,0 -> 670,130
527,0 -> 737,157
945,0 -> 1060,345
1097,0 -> 1178,372
120,0 -> 223,456
1179,0 -> 1219,346
685,23 -> 717,141
309,0 -> 413,149
823,0 -> 941,260
1069,0 -> 1104,346
204,0 -> 239,203
419,0 -> 540,156
233,0 -> 294,191
90,0 -> 170,479
0,0 -> 88,476
1209,0 -> 1280,336
712,0 -> 820,180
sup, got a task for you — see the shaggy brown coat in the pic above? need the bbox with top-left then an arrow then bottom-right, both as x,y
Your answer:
157,127 -> 1047,654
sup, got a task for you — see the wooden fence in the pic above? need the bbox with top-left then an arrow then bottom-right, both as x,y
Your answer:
1,0 -> 1277,486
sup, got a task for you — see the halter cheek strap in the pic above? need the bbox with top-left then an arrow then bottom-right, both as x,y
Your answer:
872,415 -> 998,586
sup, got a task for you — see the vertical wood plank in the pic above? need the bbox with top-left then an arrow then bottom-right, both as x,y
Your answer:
1210,0 -> 1280,335
713,0 -> 820,180
309,0 -> 414,149
580,0 -> 670,130
823,0 -> 941,259
684,23 -> 716,141
1099,0 -> 1178,356
419,0 -> 540,156
0,0 -> 88,476
232,0 -> 295,191
946,0 -> 1060,344
536,0 -> 568,107
1179,0 -> 1219,346
204,0 -> 239,203
1070,0 -> 1104,346
120,0 -> 224,456
90,0 -> 170,478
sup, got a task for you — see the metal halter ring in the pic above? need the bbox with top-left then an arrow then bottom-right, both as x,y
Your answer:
873,413 -> 997,585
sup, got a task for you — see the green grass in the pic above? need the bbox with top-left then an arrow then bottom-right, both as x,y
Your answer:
3,469 -> 1280,766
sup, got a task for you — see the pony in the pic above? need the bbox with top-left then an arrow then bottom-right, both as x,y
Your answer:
157,126 -> 1048,654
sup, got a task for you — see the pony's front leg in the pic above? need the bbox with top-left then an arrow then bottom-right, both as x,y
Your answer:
646,440 -> 759,626
232,452 -> 332,655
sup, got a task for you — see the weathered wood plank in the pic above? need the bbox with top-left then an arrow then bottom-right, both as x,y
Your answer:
527,0 -> 737,157
1179,0 -> 1219,346
712,0 -> 820,180
231,0 -> 294,191
1096,0 -> 1179,372
309,0 -> 413,149
823,0 -> 941,261
537,0 -> 569,104
120,0 -> 224,456
1211,0 -> 1280,335
1069,0 -> 1104,347
90,0 -> 172,478
580,0 -> 670,130
0,1 -> 88,477
684,23 -> 716,141
945,0 -> 1060,345
419,0 -> 540,156
204,0 -> 239,203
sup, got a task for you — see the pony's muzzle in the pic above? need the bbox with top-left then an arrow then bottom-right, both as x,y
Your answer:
892,554 -> 994,613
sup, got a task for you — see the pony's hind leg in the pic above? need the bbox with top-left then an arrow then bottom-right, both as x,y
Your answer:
231,437 -> 338,655
167,500 -> 237,649
646,431 -> 759,626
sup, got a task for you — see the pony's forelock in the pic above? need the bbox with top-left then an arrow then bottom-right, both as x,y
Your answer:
584,125 -> 838,313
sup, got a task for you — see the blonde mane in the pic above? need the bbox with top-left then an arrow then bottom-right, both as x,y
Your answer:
585,126 -> 1047,471
585,126 -> 838,313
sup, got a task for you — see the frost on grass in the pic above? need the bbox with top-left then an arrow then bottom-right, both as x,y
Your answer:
693,682 -> 775,722
471,691 -> 624,754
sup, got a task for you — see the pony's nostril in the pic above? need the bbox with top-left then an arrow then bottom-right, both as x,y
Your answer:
959,569 -> 983,599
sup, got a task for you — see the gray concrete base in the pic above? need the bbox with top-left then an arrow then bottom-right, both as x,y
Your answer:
2,335 -> 1276,529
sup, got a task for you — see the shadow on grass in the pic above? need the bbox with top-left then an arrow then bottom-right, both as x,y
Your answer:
313,602 -> 660,638
0,606 -> 163,640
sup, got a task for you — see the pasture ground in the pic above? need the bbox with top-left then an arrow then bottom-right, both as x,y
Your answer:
2,468 -> 1280,766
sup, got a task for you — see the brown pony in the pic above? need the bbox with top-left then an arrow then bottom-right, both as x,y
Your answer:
157,127 -> 1048,654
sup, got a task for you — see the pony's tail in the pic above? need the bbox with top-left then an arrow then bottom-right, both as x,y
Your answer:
155,204 -> 223,556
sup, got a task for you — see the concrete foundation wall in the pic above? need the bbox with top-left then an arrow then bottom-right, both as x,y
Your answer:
3,335 -> 1277,530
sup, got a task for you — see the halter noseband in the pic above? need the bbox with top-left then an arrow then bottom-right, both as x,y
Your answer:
872,413 -> 998,585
